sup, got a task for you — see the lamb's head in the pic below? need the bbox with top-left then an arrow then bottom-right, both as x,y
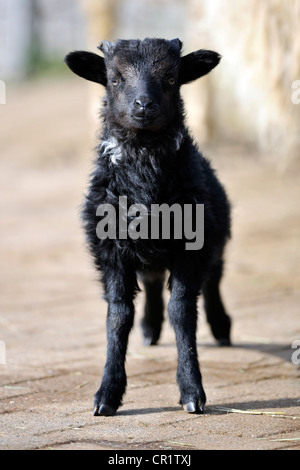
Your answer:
65,38 -> 221,132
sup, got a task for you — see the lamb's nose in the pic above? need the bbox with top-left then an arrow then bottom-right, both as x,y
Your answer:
135,96 -> 153,109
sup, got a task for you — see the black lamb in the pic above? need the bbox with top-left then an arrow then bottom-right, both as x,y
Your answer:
65,38 -> 231,416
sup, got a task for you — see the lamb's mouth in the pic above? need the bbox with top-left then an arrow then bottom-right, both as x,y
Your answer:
131,113 -> 161,130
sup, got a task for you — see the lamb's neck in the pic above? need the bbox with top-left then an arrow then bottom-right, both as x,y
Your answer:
101,120 -> 187,161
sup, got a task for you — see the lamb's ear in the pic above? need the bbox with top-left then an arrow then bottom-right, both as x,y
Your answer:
170,38 -> 183,51
64,51 -> 107,86
179,49 -> 221,85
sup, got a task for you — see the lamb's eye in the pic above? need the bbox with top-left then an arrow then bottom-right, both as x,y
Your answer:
111,78 -> 119,86
168,77 -> 176,85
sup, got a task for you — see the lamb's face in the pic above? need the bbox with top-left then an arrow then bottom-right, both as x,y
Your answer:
65,38 -> 221,132
102,39 -> 182,131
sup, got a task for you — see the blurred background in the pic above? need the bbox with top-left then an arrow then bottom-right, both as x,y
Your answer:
0,0 -> 299,403
1,0 -> 300,161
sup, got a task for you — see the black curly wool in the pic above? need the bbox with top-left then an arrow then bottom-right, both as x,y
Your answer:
65,38 -> 232,416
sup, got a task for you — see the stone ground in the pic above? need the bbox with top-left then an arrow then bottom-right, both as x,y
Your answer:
0,77 -> 299,450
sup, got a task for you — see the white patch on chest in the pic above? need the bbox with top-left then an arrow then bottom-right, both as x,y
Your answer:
174,131 -> 184,151
100,131 -> 185,165
100,137 -> 123,164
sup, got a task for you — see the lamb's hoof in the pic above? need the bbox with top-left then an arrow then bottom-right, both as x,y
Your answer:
93,403 -> 116,417
217,337 -> 231,347
141,321 -> 161,346
183,401 -> 205,414
142,335 -> 158,346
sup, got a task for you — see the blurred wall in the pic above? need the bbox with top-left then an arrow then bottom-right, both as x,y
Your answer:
82,0 -> 300,166
187,0 -> 300,166
1,0 -> 299,166
0,0 -> 86,80
0,0 -> 32,79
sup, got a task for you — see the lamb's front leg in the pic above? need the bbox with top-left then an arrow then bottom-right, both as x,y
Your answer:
93,267 -> 137,416
168,266 -> 206,414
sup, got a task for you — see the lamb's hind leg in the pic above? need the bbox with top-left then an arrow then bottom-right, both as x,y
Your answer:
138,270 -> 165,346
202,260 -> 231,346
